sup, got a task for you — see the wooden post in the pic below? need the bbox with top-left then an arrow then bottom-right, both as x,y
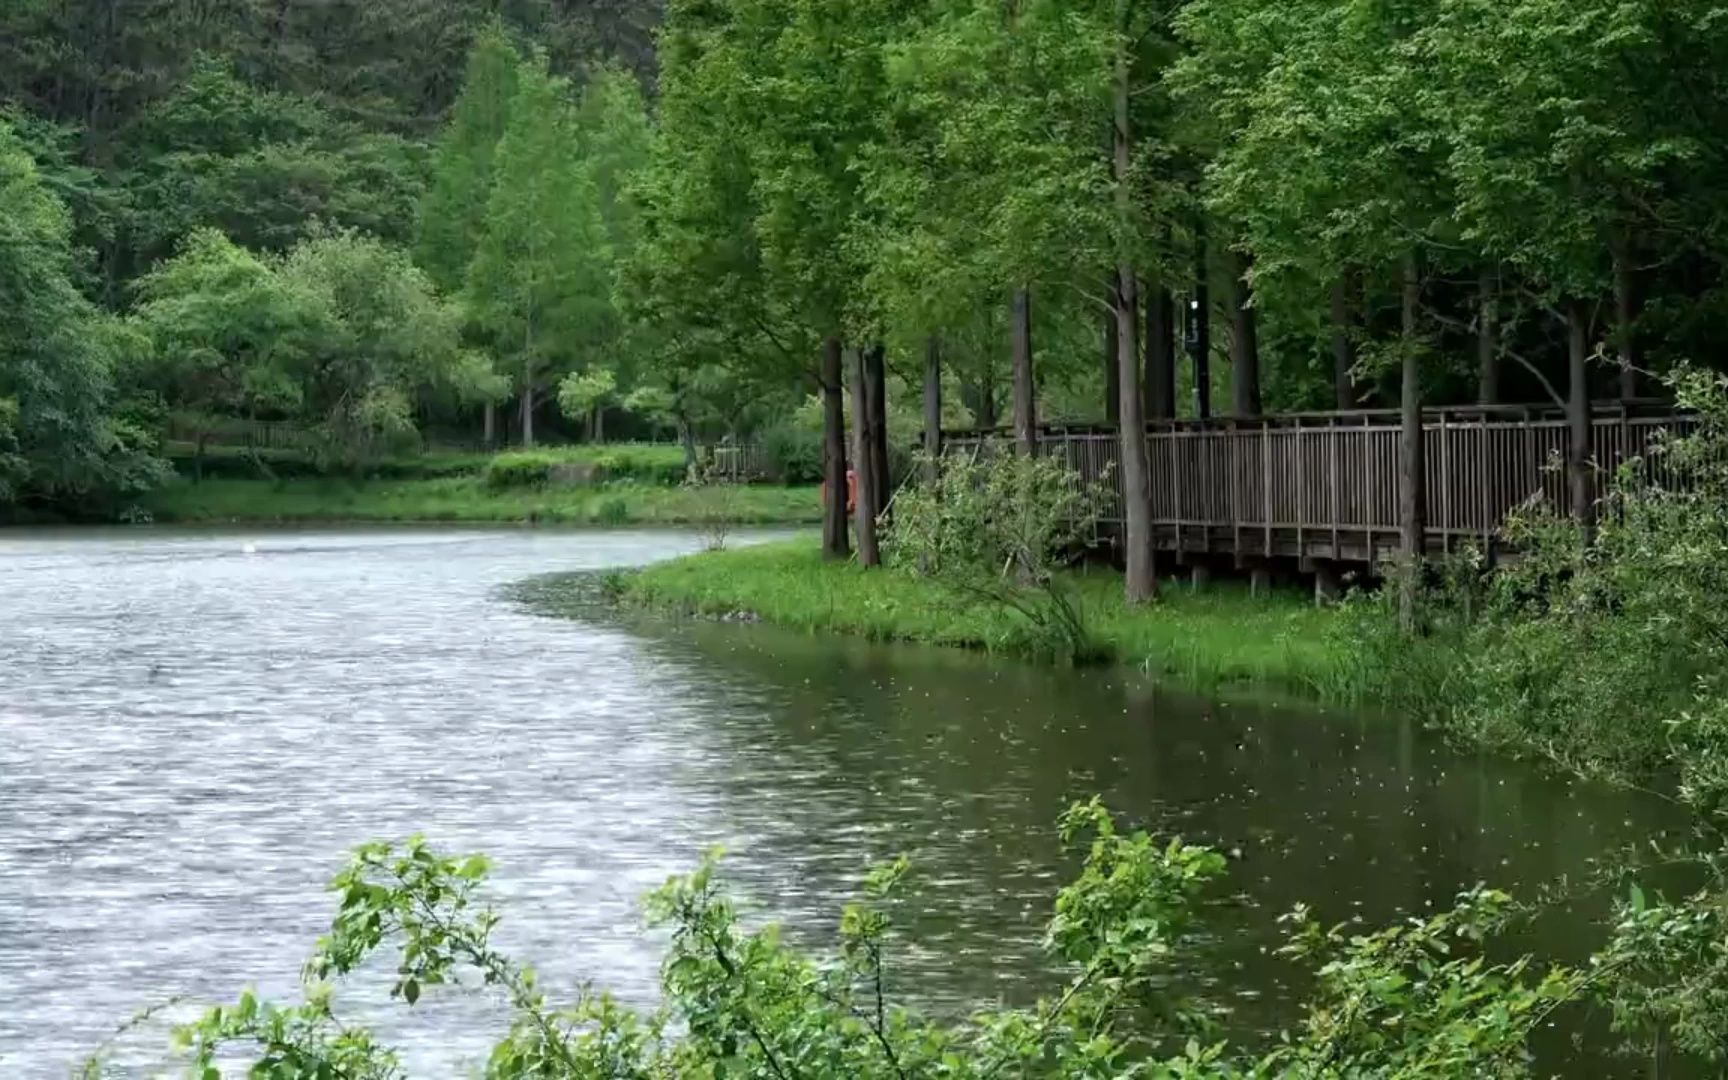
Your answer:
820,336 -> 850,561
1190,559 -> 1211,591
1250,560 -> 1273,597
1313,560 -> 1341,606
1012,286 -> 1037,455
922,335 -> 942,486
852,346 -> 881,568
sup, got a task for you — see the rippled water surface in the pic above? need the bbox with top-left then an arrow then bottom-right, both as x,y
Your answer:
0,527 -> 1683,1075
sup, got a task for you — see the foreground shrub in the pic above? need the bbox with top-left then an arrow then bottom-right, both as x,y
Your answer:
97,801 -> 1618,1078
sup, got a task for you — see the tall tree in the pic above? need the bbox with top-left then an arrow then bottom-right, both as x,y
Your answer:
415,24 -> 522,295
463,57 -> 609,448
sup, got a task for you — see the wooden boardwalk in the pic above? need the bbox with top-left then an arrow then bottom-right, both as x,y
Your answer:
948,404 -> 1694,565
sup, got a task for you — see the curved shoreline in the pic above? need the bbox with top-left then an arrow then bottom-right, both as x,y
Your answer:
599,539 -> 1362,700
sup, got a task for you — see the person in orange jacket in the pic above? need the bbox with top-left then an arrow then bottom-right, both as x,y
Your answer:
820,469 -> 858,514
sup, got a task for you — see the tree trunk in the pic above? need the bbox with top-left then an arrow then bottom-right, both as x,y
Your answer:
1146,272 -> 1176,419
483,402 -> 496,447
1229,248 -> 1261,416
820,336 -> 850,561
1476,267 -> 1500,405
922,335 -> 942,486
1012,286 -> 1036,455
521,320 -> 535,448
1190,224 -> 1212,419
1569,299 -> 1595,536
678,418 -> 698,478
1613,229 -> 1639,400
591,403 -> 605,443
851,346 -> 881,568
1330,274 -> 1356,409
867,344 -> 889,519
1103,302 -> 1120,424
1398,251 -> 1425,635
1115,22 -> 1155,604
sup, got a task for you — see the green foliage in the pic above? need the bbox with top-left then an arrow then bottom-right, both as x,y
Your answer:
485,452 -> 558,490
129,228 -> 326,418
463,57 -> 612,430
126,803 -> 1610,1078
129,228 -> 485,466
1346,370 -> 1728,787
888,449 -> 1108,661
760,424 -> 825,484
1309,370 -> 1728,1070
556,367 -> 617,421
414,23 -> 523,296
277,229 -> 500,464
121,56 -> 426,264
0,117 -> 165,516
1267,886 -> 1583,1078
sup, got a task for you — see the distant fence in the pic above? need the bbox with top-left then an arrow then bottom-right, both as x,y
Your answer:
707,443 -> 773,483
947,404 -> 1699,563
166,417 -> 323,453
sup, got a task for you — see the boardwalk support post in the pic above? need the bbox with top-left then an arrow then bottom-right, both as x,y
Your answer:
1313,561 -> 1341,607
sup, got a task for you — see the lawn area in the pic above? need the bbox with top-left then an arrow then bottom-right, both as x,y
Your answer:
624,540 -> 1353,695
144,476 -> 823,526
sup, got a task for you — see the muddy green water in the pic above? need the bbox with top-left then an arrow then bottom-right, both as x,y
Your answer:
0,528 -> 1683,1075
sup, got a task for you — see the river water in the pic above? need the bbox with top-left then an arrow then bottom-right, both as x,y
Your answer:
0,528 -> 1683,1075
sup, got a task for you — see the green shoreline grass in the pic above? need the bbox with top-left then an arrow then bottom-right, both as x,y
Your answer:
622,539 -> 1356,696
144,476 -> 824,526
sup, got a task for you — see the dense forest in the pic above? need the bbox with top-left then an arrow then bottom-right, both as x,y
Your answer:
4,0 -> 1728,524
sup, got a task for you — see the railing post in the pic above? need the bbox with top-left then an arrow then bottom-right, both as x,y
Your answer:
1262,419 -> 1273,556
1329,417 -> 1340,559
1480,415 -> 1491,551
1439,410 -> 1450,549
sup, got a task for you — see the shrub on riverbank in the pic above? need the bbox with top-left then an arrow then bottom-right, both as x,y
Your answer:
143,476 -> 822,526
1339,371 -> 1728,795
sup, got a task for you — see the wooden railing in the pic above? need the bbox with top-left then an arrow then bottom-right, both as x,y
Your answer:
165,416 -> 323,452
947,405 -> 1696,562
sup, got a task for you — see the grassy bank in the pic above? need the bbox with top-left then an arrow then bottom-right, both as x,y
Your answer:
145,476 -> 822,526
138,441 -> 822,525
622,540 -> 1353,695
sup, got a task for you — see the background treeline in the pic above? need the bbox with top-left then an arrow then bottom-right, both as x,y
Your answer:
6,0 -> 1728,520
